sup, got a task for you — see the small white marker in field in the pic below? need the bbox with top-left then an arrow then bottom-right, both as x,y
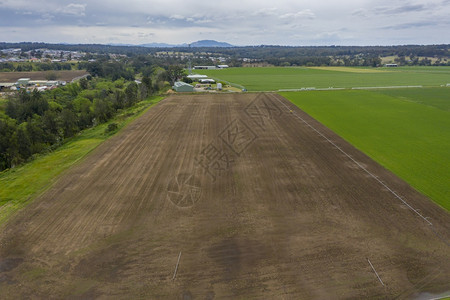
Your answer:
172,251 -> 182,281
368,258 -> 385,286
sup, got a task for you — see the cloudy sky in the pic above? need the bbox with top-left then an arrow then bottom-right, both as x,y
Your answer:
0,0 -> 449,46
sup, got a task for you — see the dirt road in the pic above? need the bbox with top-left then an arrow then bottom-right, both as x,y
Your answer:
0,93 -> 449,299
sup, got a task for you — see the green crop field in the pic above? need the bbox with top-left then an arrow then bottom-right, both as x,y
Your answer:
280,87 -> 450,210
198,66 -> 450,91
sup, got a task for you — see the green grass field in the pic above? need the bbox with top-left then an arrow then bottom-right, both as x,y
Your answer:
198,66 -> 450,91
0,96 -> 164,225
280,87 -> 450,210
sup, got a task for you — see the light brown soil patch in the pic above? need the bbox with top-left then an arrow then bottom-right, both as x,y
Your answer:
0,93 -> 448,299
0,70 -> 88,82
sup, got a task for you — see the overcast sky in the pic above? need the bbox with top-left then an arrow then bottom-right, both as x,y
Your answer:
0,0 -> 449,46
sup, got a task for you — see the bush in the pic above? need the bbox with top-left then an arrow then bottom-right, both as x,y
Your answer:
105,122 -> 118,134
46,72 -> 58,81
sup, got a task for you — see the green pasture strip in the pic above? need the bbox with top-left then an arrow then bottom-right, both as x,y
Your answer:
0,96 -> 164,225
198,67 -> 450,91
371,87 -> 450,111
280,88 -> 450,211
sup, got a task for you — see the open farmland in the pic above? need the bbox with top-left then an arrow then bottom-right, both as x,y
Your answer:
0,70 -> 88,82
281,87 -> 450,211
198,66 -> 450,91
0,93 -> 449,299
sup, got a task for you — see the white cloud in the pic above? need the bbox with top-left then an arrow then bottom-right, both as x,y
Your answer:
0,0 -> 449,45
61,3 -> 87,16
280,9 -> 316,19
169,14 -> 185,20
251,7 -> 278,17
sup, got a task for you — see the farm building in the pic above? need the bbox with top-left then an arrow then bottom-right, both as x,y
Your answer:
217,65 -> 229,69
194,66 -> 216,70
16,78 -> 30,86
187,74 -> 208,80
385,63 -> 398,67
0,83 -> 15,91
199,79 -> 215,84
173,81 -> 194,92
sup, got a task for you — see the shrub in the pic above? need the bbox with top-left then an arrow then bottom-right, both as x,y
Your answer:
105,122 -> 118,134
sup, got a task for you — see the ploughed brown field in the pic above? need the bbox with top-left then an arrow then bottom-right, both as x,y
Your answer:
0,93 -> 449,299
0,70 -> 88,82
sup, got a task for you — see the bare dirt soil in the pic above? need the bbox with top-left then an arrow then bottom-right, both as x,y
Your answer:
0,93 -> 449,299
0,70 -> 88,82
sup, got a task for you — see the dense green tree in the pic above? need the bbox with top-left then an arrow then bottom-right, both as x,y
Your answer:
60,109 -> 78,138
42,109 -> 60,143
93,98 -> 113,123
0,118 -> 16,169
124,82 -> 138,107
79,78 -> 89,89
166,65 -> 186,85
111,90 -> 125,110
142,76 -> 152,92
16,126 -> 32,161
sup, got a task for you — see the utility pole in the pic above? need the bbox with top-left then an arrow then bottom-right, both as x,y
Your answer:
188,44 -> 192,75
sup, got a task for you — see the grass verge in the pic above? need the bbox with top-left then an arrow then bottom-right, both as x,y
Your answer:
0,96 -> 164,226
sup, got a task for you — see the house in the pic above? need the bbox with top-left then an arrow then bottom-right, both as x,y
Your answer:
173,81 -> 194,92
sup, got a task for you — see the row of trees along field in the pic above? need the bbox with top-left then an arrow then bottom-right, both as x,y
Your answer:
0,62 -> 73,72
0,53 -> 184,171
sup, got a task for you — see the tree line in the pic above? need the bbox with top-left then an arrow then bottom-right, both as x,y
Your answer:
0,62 -> 74,72
1,42 -> 449,67
0,72 -> 156,171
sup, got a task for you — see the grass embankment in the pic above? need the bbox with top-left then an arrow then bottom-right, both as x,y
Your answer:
281,87 -> 450,211
0,96 -> 164,225
198,66 -> 450,91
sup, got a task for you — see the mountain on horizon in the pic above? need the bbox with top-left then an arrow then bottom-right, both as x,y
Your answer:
189,40 -> 234,47
139,42 -> 179,48
139,40 -> 234,48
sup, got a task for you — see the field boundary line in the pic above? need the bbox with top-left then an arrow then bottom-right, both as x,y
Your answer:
279,85 -> 424,92
270,93 -> 433,226
351,85 -> 423,90
367,259 -> 385,286
428,295 -> 450,300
